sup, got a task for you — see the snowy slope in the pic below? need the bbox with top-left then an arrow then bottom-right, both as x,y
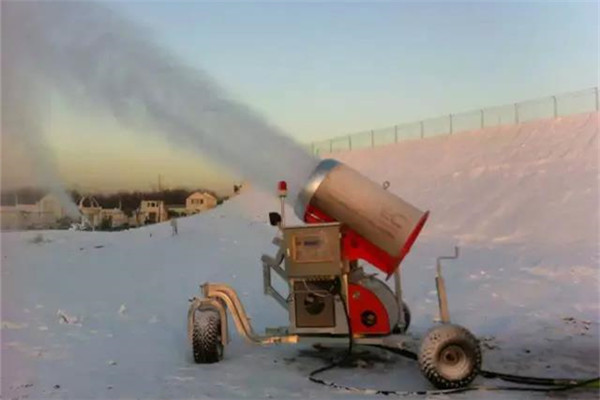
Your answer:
2,113 -> 599,399
330,112 -> 599,327
331,112 -> 598,247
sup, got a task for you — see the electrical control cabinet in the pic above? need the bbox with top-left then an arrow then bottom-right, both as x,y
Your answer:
283,223 -> 342,278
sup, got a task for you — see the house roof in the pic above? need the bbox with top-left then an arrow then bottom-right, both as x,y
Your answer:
187,191 -> 217,200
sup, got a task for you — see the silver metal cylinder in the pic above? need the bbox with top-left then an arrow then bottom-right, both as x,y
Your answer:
295,159 -> 428,258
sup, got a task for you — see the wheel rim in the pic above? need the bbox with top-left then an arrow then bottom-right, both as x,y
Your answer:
438,344 -> 471,380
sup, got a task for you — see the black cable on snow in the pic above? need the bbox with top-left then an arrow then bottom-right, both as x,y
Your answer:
307,308 -> 599,395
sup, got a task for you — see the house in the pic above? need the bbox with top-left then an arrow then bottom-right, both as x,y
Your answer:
139,200 -> 168,224
0,206 -> 26,230
38,194 -> 67,219
99,208 -> 129,229
0,193 -> 68,230
77,196 -> 131,230
128,210 -> 144,227
185,192 -> 217,214
78,196 -> 103,228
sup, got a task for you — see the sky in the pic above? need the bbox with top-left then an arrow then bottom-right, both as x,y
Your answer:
2,0 -> 598,194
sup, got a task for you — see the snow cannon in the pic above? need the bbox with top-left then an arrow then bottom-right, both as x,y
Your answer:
188,160 -> 482,392
295,159 -> 429,278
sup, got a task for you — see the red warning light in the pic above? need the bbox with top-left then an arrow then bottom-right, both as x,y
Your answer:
278,181 -> 288,197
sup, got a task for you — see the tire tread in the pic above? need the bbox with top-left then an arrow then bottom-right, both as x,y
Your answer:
192,310 -> 222,363
418,324 -> 481,389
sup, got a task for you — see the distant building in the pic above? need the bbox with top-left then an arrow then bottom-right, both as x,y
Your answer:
78,196 -> 103,228
0,205 -> 52,230
100,208 -> 129,229
139,200 -> 168,224
185,192 -> 217,214
38,194 -> 67,219
0,193 -> 69,230
77,196 -> 130,230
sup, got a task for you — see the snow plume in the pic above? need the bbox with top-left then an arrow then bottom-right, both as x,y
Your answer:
1,19 -> 80,219
2,1 -> 319,203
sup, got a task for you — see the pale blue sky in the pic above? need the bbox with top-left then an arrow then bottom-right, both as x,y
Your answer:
7,1 -> 597,192
113,1 -> 599,141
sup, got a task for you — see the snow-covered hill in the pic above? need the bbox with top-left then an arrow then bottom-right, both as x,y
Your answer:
2,112 -> 598,399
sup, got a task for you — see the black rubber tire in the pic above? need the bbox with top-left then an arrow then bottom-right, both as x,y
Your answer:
192,309 -> 223,364
418,324 -> 481,389
392,301 -> 411,334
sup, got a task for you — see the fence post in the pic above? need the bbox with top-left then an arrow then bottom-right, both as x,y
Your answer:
371,130 -> 375,147
394,125 -> 398,143
449,114 -> 453,134
420,121 -> 424,139
480,109 -> 484,128
515,103 -> 519,124
596,87 -> 599,111
348,135 -> 352,150
552,96 -> 558,117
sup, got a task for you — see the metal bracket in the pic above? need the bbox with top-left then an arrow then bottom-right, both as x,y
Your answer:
261,236 -> 289,310
393,266 -> 406,329
192,282 -> 298,345
435,246 -> 459,324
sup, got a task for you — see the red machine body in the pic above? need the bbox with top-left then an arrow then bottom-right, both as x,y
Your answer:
292,159 -> 429,335
305,204 -> 427,335
348,282 -> 391,334
304,204 -> 429,278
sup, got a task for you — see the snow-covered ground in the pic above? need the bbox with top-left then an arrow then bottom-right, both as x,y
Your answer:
2,112 -> 599,399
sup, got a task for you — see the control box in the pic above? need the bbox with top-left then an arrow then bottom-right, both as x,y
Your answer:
283,223 -> 342,278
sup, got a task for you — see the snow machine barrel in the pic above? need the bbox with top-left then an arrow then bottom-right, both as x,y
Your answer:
295,159 -> 429,277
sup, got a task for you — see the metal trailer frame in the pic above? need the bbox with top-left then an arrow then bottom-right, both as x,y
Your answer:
187,242 -> 459,350
187,281 -> 411,348
261,234 -> 408,333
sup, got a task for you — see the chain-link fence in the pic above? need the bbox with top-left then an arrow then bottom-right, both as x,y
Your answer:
310,87 -> 599,155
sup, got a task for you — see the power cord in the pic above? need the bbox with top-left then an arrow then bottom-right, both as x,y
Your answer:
308,277 -> 354,384
307,280 -> 599,395
374,344 -> 599,391
311,341 -> 599,395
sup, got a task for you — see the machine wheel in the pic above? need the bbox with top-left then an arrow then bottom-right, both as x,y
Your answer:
392,301 -> 411,334
192,309 -> 223,364
418,324 -> 481,389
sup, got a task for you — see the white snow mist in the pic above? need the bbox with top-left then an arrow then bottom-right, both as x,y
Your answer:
1,5 -> 80,218
2,1 -> 319,203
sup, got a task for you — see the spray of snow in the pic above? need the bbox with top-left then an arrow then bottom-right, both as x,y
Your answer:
1,12 -> 80,218
2,1 -> 318,203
